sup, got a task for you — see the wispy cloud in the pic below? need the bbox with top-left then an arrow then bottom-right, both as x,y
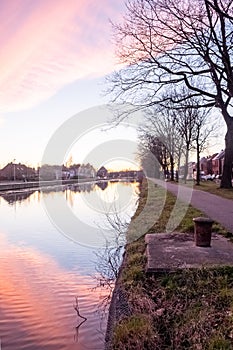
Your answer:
0,0 -> 123,112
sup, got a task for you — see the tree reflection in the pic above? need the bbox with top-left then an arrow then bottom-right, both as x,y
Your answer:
93,210 -> 130,313
73,296 -> 87,343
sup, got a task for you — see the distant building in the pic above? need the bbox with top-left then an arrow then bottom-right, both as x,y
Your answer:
69,164 -> 81,178
96,166 -> 108,178
206,153 -> 218,174
200,157 -> 208,173
108,171 -> 120,179
178,149 -> 233,180
78,164 -> 96,178
0,163 -> 36,181
212,150 -> 225,175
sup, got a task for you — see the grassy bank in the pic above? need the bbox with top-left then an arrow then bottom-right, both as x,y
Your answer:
109,179 -> 233,350
183,180 -> 233,200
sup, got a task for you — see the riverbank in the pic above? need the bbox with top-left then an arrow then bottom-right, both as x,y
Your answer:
0,177 -> 138,192
105,178 -> 233,350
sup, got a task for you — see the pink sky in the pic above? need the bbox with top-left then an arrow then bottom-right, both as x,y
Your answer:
0,0 -> 224,168
0,0 -> 124,113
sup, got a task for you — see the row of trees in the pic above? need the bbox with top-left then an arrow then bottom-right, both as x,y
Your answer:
138,89 -> 220,184
109,0 -> 233,188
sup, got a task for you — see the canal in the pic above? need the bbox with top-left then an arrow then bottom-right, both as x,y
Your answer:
0,181 -> 139,350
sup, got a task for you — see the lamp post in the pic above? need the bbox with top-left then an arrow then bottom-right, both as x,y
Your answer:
13,159 -> 16,181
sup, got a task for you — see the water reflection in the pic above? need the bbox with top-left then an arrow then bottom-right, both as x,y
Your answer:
0,181 -> 139,350
92,206 -> 130,324
0,180 -> 136,205
0,234 -> 103,349
0,190 -> 35,205
0,182 -> 97,206
96,181 -> 108,191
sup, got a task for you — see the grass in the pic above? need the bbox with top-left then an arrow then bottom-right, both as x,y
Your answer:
195,181 -> 233,200
110,178 -> 233,350
181,180 -> 233,200
113,314 -> 155,350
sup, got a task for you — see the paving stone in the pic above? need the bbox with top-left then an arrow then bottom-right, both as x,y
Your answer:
145,232 -> 233,273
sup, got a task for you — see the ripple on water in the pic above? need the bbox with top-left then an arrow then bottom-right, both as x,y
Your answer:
0,244 -> 108,350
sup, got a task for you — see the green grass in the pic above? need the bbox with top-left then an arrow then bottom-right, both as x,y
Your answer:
113,315 -> 155,350
110,179 -> 233,350
127,181 -> 203,242
181,180 -> 233,200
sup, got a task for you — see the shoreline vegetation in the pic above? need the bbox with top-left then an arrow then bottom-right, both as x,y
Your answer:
105,178 -> 233,350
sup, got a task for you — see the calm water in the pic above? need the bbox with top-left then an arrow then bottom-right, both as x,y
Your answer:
0,181 -> 139,350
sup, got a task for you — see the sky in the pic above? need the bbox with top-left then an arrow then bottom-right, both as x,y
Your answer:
0,0 -> 141,170
0,0 -> 226,171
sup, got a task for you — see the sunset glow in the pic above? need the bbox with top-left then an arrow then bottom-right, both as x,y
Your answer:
0,0 -> 128,167
0,0 -> 123,113
0,232 -> 107,349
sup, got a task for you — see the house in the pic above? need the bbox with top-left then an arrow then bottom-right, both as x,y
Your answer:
200,157 -> 208,174
96,166 -> 108,178
61,165 -> 70,180
178,149 -> 233,180
0,163 -> 36,181
69,164 -> 81,178
206,153 -> 218,174
212,150 -> 225,175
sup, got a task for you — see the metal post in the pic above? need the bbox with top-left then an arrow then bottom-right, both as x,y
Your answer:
13,159 -> 16,181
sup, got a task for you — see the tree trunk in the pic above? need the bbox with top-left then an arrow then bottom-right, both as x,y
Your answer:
196,143 -> 200,186
220,126 -> 233,188
170,154 -> 174,181
184,149 -> 189,183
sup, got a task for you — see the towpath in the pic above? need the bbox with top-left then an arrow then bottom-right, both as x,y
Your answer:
151,178 -> 233,234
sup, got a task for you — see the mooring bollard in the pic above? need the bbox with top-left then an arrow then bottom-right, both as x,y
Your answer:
193,217 -> 214,247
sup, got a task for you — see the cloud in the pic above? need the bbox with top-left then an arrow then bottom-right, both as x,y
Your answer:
0,0 -> 123,113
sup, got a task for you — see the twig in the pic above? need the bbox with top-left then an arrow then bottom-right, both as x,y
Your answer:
74,296 -> 87,322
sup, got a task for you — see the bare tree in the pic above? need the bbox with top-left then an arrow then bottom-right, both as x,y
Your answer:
139,88 -> 219,183
137,147 -> 161,177
109,0 -> 233,188
170,90 -> 219,184
139,105 -> 185,180
192,108 -> 219,185
173,95 -> 201,182
139,132 -> 171,178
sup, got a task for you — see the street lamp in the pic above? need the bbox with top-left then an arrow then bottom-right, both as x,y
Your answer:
13,159 -> 16,181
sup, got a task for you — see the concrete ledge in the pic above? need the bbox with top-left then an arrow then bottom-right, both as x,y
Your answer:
145,232 -> 233,273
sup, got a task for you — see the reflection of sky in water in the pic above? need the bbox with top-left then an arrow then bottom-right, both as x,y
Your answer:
0,182 -> 138,274
0,231 -> 107,350
69,182 -> 138,228
0,181 -> 139,350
